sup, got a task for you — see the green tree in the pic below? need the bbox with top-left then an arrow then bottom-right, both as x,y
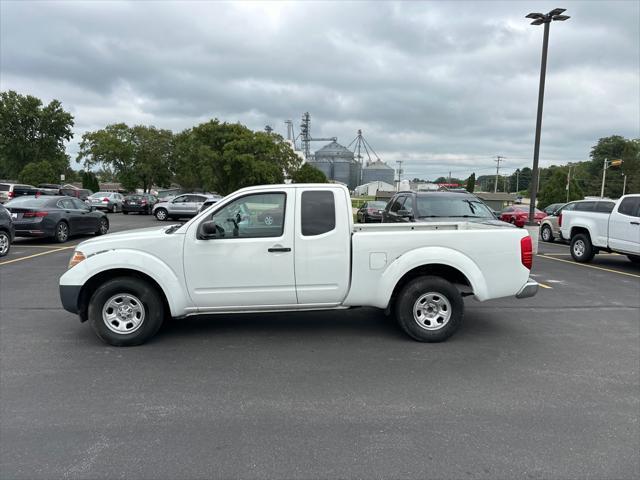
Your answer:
77,124 -> 173,192
586,135 -> 630,197
0,91 -> 74,179
290,163 -> 328,183
537,167 -> 583,209
18,160 -> 58,186
465,173 -> 476,193
81,171 -> 100,192
173,120 -> 302,195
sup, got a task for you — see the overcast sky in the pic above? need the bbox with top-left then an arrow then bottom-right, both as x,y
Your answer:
1,0 -> 639,180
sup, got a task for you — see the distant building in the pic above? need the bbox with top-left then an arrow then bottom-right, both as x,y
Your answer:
354,181 -> 396,197
474,192 -> 518,211
362,160 -> 394,185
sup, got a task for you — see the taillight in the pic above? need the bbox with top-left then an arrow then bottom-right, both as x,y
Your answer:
102,197 -> 109,202
8,191 -> 14,199
141,200 -> 147,205
521,235 -> 533,270
558,213 -> 562,227
23,211 -> 48,218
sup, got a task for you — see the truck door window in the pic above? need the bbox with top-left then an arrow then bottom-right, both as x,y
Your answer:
389,196 -> 404,213
618,197 -> 640,217
301,191 -> 335,236
207,193 -> 286,238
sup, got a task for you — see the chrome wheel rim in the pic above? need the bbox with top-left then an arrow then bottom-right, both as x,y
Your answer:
0,233 -> 9,255
57,223 -> 68,241
542,227 -> 551,241
99,219 -> 108,234
102,293 -> 145,334
573,240 -> 585,257
156,210 -> 166,220
412,292 -> 452,331
264,215 -> 274,225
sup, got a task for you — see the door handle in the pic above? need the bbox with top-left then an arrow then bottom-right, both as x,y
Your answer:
268,247 -> 291,253
631,221 -> 640,225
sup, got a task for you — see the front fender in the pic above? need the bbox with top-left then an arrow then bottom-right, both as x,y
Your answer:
59,249 -> 191,317
375,246 -> 488,307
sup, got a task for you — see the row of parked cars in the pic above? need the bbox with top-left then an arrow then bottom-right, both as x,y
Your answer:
355,191 -> 640,264
0,183 -> 224,256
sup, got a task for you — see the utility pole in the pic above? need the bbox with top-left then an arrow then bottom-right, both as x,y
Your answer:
516,169 -> 520,192
566,165 -> 572,202
494,155 -> 505,193
600,158 -> 609,198
396,160 -> 404,191
448,171 -> 452,185
525,8 -> 570,225
622,174 -> 627,196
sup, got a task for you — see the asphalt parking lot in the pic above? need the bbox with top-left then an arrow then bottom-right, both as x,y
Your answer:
1,213 -> 638,479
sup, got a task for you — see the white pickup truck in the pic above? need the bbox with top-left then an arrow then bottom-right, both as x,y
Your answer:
59,184 -> 537,346
560,194 -> 640,263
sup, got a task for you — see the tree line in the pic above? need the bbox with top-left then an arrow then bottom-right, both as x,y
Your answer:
1,90 -> 637,205
0,90 -> 327,194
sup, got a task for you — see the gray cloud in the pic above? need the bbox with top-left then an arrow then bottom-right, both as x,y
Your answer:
1,0 -> 638,180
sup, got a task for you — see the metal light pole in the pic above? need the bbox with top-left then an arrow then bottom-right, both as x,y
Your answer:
526,8 -> 570,225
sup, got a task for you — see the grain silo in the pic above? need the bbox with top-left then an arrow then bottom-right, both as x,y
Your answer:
311,141 -> 359,190
362,160 -> 395,185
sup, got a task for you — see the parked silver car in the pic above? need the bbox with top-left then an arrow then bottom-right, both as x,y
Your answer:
88,192 -> 125,213
153,193 -> 218,221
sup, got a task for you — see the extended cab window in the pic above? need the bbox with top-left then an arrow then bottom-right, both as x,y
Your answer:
574,202 -> 596,212
595,202 -> 615,213
301,190 -> 335,236
208,193 -> 286,238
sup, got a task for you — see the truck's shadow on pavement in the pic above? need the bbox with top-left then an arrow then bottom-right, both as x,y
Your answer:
155,307 -> 512,344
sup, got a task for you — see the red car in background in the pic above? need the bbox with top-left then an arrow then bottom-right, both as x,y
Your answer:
500,205 -> 546,227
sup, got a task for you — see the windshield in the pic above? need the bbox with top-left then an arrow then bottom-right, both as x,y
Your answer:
367,201 -> 387,209
416,196 -> 494,218
0,184 -> 10,191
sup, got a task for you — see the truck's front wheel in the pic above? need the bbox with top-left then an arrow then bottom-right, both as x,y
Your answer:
395,276 -> 464,342
88,277 -> 165,346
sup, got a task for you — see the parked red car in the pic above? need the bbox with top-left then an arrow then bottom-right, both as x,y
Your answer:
500,205 -> 546,227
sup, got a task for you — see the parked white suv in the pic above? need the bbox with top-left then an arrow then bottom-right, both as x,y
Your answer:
560,194 -> 640,263
60,184 -> 537,346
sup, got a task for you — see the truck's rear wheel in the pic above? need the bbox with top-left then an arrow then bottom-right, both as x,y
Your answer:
395,276 -> 464,342
570,233 -> 595,263
628,255 -> 640,264
88,277 -> 164,346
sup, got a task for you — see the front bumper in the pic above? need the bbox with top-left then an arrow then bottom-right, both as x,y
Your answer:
60,285 -> 81,314
516,279 -> 538,299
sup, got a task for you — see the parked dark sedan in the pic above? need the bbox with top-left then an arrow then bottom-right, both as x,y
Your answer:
356,200 -> 387,223
4,196 -> 109,243
0,204 -> 15,257
382,191 -> 511,226
122,194 -> 157,215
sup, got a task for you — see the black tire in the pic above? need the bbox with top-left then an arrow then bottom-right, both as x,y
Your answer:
95,217 -> 109,236
155,208 -> 168,221
395,276 -> 464,342
54,221 -> 70,243
122,210 -> 129,215
627,255 -> 640,264
0,230 -> 10,257
88,277 -> 165,346
541,224 -> 554,243
570,233 -> 595,263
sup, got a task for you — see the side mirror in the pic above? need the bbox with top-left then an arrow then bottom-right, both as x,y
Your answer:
397,209 -> 413,218
200,221 -> 218,238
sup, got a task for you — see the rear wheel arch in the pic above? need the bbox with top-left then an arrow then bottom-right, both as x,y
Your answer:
570,226 -> 591,241
77,268 -> 171,323
387,263 -> 473,311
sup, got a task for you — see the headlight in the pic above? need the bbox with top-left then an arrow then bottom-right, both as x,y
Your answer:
68,251 -> 86,269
